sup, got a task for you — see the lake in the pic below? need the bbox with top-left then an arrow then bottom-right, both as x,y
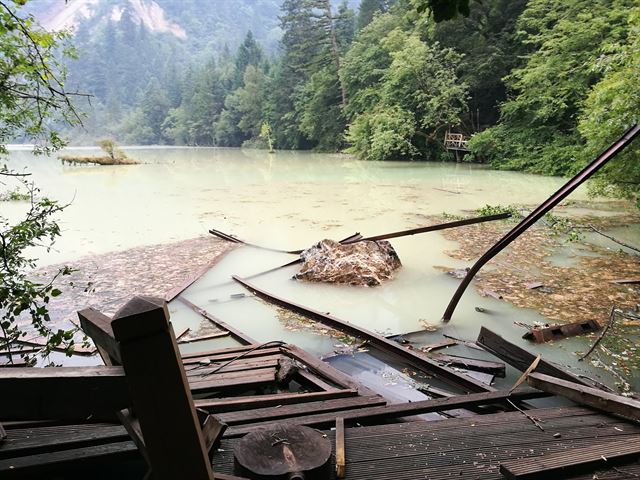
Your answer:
4,146 -> 637,390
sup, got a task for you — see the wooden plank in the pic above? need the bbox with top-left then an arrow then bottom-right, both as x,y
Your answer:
217,396 -> 386,426
196,409 -> 228,454
0,366 -> 128,421
335,417 -> 346,478
0,424 -> 128,459
194,389 -> 358,413
0,423 -> 5,443
477,327 -> 590,386
178,331 -> 230,343
285,345 -> 375,396
118,409 -> 149,464
499,436 -> 640,479
234,278 -> 493,394
225,388 -> 550,437
78,307 -> 122,364
430,353 -> 506,377
527,372 -> 640,421
182,346 -> 282,363
189,369 -> 276,394
177,296 -> 256,345
185,356 -> 281,377
111,296 -> 213,480
165,253 -> 233,302
0,440 -> 138,477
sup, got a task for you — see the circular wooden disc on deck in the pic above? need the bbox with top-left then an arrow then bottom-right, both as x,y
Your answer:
234,424 -> 332,479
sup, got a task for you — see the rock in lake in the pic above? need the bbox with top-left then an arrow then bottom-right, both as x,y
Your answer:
295,239 -> 401,286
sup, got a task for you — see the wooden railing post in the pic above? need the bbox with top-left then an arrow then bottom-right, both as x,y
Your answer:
111,296 -> 214,480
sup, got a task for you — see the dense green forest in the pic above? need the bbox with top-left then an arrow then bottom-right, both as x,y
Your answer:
35,0 -> 640,205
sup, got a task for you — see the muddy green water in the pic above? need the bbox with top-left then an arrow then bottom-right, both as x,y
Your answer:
4,146 -> 635,390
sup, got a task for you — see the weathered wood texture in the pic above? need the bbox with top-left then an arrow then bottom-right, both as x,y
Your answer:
522,320 -> 600,343
194,389 -> 358,413
477,327 -> 590,386
430,353 -> 506,377
500,436 -> 640,479
78,307 -> 122,363
213,406 -> 640,480
234,277 -> 493,394
527,372 -> 640,421
224,388 -> 549,437
111,296 -> 213,480
0,366 -> 128,421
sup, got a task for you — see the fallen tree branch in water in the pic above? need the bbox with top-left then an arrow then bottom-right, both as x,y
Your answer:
587,224 -> 640,254
579,306 -> 617,361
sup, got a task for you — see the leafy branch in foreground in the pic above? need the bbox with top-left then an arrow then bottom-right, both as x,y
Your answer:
1,0 -> 88,364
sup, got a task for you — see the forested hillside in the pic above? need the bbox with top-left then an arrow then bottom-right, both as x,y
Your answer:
30,0 -> 639,205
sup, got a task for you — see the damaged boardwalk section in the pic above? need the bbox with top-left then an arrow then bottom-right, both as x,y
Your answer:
1,296 -> 640,479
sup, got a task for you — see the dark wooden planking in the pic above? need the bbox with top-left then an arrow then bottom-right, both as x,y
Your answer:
189,369 -> 276,394
0,424 -> 128,459
0,366 -> 128,421
0,423 -> 5,443
111,296 -> 214,480
194,389 -> 358,413
527,373 -> 640,421
335,417 -> 346,479
188,366 -> 277,385
185,356 -> 281,377
477,327 -> 590,386
182,346 -> 282,364
225,388 -> 550,436
177,296 -> 256,345
232,278 -> 491,394
0,440 -> 138,477
196,410 -> 227,454
430,353 -> 506,377
217,396 -> 386,426
500,436 -> 640,479
78,307 -> 122,363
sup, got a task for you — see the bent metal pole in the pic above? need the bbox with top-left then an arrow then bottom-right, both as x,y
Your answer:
442,124 -> 640,322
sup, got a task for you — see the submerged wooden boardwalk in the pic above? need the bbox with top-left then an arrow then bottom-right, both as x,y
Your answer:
2,296 -> 640,479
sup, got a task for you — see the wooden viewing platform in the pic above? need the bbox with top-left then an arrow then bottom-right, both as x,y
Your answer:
444,131 -> 469,151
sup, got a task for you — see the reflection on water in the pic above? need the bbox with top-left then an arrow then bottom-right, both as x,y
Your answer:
4,146 -> 634,389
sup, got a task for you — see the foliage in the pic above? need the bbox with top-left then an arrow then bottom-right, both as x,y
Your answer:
0,0 -> 82,364
577,7 -> 640,206
475,204 -> 524,221
0,187 -> 30,201
470,0 -> 637,184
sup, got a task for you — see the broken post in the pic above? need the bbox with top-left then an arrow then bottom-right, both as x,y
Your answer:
111,296 -> 214,480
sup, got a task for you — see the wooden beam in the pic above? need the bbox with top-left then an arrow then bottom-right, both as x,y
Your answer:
194,389 -> 358,413
233,277 -> 492,394
225,388 -> 550,436
430,353 -> 506,377
477,327 -> 590,386
78,307 -> 122,364
335,417 -> 346,478
0,366 -> 128,421
499,436 -> 640,479
111,296 -> 213,480
177,296 -> 255,345
527,372 -> 640,421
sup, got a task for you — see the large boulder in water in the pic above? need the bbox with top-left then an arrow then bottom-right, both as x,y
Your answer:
295,239 -> 401,286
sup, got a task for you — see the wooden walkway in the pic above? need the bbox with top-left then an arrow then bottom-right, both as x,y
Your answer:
212,406 -> 640,479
